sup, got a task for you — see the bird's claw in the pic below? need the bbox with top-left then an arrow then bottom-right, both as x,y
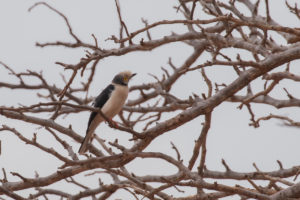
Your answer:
107,119 -> 119,128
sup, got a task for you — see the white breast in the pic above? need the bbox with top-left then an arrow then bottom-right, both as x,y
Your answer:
101,85 -> 128,118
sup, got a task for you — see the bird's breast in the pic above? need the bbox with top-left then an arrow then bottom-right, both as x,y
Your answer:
101,85 -> 128,118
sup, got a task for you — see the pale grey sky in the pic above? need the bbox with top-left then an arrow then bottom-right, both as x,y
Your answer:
1,0 -> 300,199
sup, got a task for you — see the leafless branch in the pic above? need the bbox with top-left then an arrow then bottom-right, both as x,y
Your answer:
1,1 -> 300,199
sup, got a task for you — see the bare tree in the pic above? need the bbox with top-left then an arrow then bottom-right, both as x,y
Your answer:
1,0 -> 300,199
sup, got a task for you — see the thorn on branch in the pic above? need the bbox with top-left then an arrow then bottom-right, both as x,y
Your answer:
141,18 -> 152,41
293,167 -> 300,181
55,62 -> 74,70
161,67 -> 170,78
85,50 -> 92,59
253,163 -> 260,172
32,133 -> 37,143
277,160 -> 283,170
246,104 -> 258,128
283,88 -> 294,99
10,172 -> 29,182
99,178 -> 104,186
91,34 -> 99,48
170,142 -> 182,162
264,0 -> 271,22
1,168 -> 7,183
190,0 -> 197,20
34,171 -> 39,178
253,0 -> 260,16
221,159 -> 231,172
139,38 -> 144,46
285,62 -> 290,72
168,58 -> 177,70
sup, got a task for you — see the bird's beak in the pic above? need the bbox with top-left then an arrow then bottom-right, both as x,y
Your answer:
130,73 -> 137,79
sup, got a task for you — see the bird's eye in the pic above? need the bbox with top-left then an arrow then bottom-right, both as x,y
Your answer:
123,76 -> 129,82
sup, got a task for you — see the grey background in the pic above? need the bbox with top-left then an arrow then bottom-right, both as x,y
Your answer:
1,0 -> 300,199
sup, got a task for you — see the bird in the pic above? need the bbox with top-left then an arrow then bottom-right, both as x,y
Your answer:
78,71 -> 136,154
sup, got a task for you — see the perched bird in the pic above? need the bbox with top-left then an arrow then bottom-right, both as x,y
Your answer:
78,71 -> 136,154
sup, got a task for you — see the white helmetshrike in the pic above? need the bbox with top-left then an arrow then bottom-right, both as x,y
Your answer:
78,71 -> 136,154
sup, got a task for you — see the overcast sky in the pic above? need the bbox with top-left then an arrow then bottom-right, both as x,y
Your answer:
1,0 -> 300,199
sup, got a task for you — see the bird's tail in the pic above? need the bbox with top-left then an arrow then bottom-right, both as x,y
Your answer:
78,130 -> 93,155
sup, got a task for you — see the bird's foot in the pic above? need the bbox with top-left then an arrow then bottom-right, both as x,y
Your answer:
107,119 -> 119,128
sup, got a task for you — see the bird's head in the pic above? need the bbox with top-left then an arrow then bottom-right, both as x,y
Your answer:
112,71 -> 136,86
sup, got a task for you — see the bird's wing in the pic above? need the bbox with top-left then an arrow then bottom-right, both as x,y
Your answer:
78,84 -> 115,154
87,84 -> 115,129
